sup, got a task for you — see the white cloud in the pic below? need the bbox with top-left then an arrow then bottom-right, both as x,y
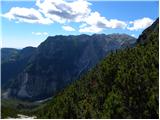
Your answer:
35,0 -> 127,31
79,25 -> 102,33
83,12 -> 102,26
62,25 -> 75,31
83,12 -> 127,29
2,0 -> 154,33
3,7 -> 53,24
127,17 -> 154,31
32,32 -> 49,36
79,12 -> 127,33
106,19 -> 127,29
36,0 -> 91,23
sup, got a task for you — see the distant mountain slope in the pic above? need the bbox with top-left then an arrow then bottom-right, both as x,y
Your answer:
30,18 -> 159,118
1,47 -> 36,89
2,34 -> 136,101
1,48 -> 20,64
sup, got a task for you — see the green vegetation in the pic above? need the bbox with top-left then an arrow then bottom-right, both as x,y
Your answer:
1,99 -> 41,118
30,20 -> 159,118
1,106 -> 19,118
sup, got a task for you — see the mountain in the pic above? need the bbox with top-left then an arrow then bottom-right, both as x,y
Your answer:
1,47 -> 36,90
1,48 -> 20,64
26,18 -> 158,118
1,34 -> 136,101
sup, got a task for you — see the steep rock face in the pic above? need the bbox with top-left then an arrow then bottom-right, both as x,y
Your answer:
1,48 -> 20,64
2,34 -> 136,101
1,47 -> 36,89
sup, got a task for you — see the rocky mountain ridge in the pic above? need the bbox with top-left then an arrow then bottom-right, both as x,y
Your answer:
2,33 -> 136,101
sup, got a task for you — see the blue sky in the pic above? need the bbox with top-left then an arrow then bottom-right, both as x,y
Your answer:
1,0 -> 159,48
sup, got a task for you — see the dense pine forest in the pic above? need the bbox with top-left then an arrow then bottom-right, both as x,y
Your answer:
2,19 -> 159,119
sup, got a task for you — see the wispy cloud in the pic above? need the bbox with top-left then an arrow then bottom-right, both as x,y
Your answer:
79,25 -> 102,33
2,7 -> 53,24
32,32 -> 48,36
62,26 -> 75,31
